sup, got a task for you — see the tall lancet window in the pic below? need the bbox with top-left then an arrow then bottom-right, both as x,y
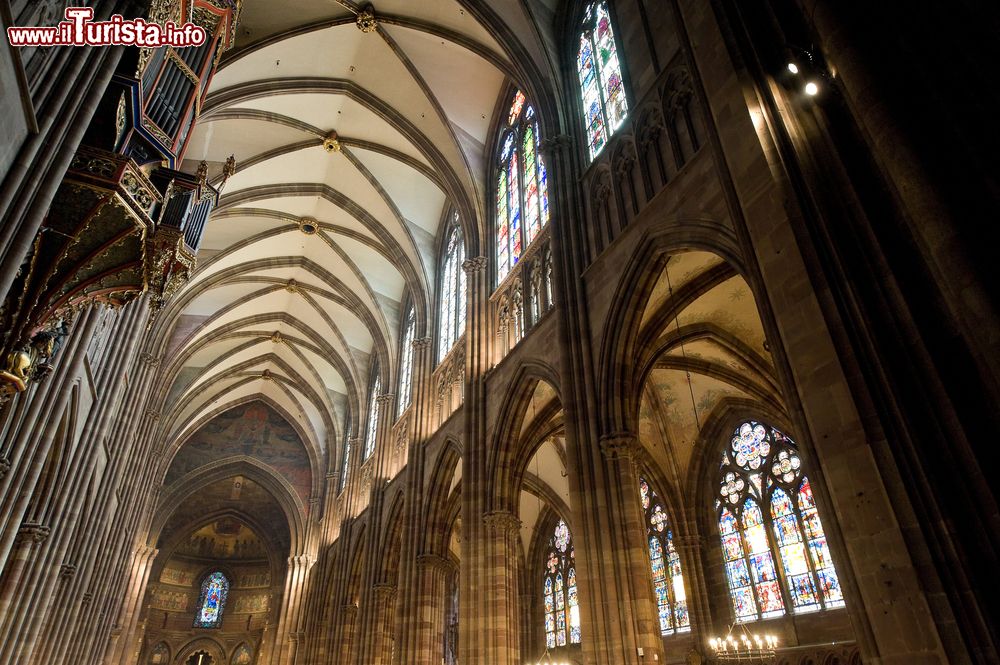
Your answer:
439,219 -> 467,361
363,365 -> 381,459
193,571 -> 229,628
716,420 -> 846,623
543,519 -> 582,648
577,1 -> 628,159
496,90 -> 550,284
398,306 -> 415,416
639,478 -> 690,634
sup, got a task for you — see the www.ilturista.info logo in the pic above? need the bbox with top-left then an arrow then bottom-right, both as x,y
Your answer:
7,7 -> 207,48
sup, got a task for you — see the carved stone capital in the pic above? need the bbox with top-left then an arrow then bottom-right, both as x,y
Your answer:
288,631 -> 305,643
482,510 -> 521,536
412,336 -> 432,350
375,392 -> 394,405
461,256 -> 488,274
415,553 -> 454,575
373,582 -> 398,602
539,134 -> 571,156
140,353 -> 160,367
15,522 -> 50,547
340,603 -> 359,619
0,457 -> 10,480
145,409 -> 160,421
598,431 -> 640,460
59,563 -> 77,580
82,592 -> 94,606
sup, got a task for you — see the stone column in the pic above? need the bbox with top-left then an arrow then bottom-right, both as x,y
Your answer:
272,554 -> 315,665
368,582 -> 398,665
674,535 -> 712,646
593,432 -> 664,663
337,603 -> 360,663
110,545 -> 158,665
481,510 -> 522,665
459,256 -> 489,664
390,337 -> 432,665
0,522 -> 50,642
410,554 -> 453,665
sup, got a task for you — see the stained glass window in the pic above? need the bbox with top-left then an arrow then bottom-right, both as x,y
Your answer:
639,478 -> 690,635
578,2 -> 628,160
439,219 -> 467,361
398,306 -> 415,416
193,571 -> 229,628
543,519 -> 582,648
716,420 -> 845,623
340,433 -> 352,491
496,90 -> 550,285
363,367 -> 381,459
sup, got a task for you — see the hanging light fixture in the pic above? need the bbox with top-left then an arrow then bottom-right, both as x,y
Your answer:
707,624 -> 778,662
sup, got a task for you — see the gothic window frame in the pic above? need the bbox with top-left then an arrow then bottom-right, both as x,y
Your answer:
639,477 -> 691,635
494,89 -> 551,286
542,518 -> 582,649
438,216 -> 467,362
193,569 -> 230,629
715,419 -> 846,624
363,362 -> 382,460
397,304 -> 416,417
576,0 -> 630,161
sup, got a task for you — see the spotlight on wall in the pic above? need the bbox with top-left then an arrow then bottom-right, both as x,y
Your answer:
787,62 -> 799,74
804,81 -> 819,96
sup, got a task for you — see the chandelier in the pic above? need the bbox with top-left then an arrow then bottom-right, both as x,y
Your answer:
707,625 -> 778,662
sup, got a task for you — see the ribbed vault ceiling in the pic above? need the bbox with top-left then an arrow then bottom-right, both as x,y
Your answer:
158,0 -> 547,460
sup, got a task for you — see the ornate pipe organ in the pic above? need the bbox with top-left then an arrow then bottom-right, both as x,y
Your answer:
0,0 -> 242,400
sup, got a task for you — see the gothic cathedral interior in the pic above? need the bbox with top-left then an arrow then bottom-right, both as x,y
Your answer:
0,0 -> 997,664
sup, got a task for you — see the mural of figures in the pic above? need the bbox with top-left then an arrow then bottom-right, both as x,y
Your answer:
164,403 -> 312,507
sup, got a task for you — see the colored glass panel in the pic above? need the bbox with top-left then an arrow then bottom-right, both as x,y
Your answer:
568,567 -> 581,643
536,123 -> 549,226
508,90 -> 525,124
507,152 -> 521,266
439,223 -> 466,361
798,478 -> 845,607
194,571 -> 229,628
523,123 -> 540,243
398,308 -> 415,416
363,372 -> 381,459
771,488 -> 819,612
578,2 -> 628,160
543,519 -> 581,647
639,477 -> 690,635
594,3 -> 627,131
717,420 -> 847,622
496,169 -> 509,282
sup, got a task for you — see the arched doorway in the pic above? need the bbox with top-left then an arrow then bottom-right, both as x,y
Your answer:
184,651 -> 213,665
